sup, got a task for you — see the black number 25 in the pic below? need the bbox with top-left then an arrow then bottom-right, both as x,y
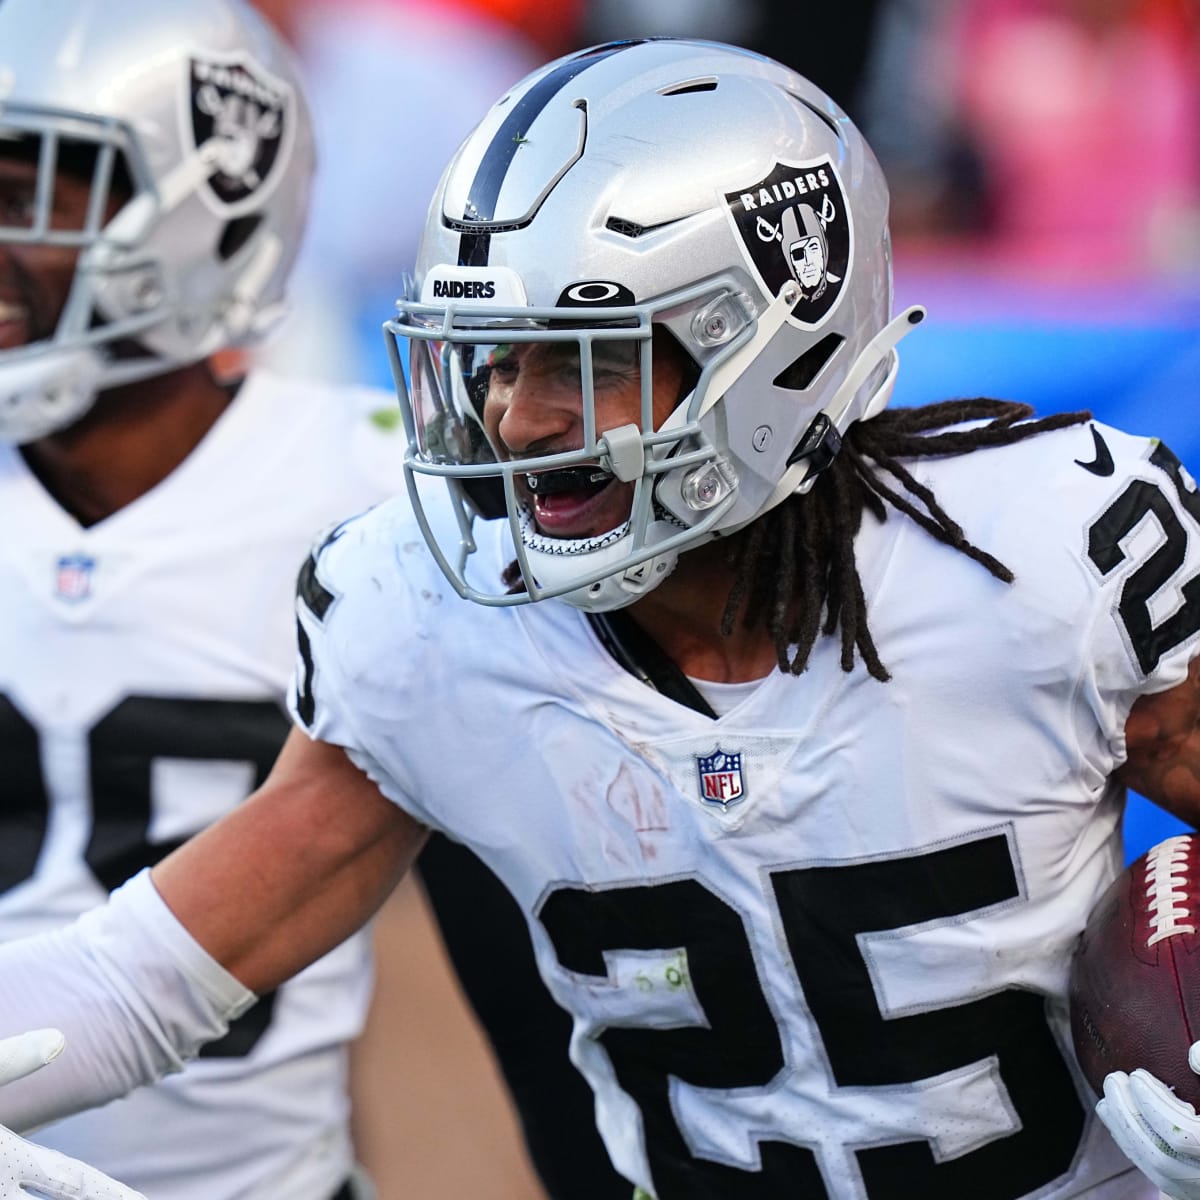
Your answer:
1088,442 -> 1200,673
540,833 -> 1085,1199
0,693 -> 288,1058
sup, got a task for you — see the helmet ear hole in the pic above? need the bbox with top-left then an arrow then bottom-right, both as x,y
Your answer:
773,332 -> 843,391
217,215 -> 263,261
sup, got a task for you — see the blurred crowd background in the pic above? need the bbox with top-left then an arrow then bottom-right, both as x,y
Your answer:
237,2 -> 1197,1195
246,0 -> 1199,394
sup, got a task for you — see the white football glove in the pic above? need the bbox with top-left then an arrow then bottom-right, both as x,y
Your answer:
1097,1045 -> 1200,1200
0,1029 -> 147,1199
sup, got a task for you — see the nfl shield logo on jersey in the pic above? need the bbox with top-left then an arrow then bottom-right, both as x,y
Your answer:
54,553 -> 95,603
696,748 -> 746,810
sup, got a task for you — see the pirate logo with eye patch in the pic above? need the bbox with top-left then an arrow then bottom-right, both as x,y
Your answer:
724,156 -> 850,327
190,53 -> 291,209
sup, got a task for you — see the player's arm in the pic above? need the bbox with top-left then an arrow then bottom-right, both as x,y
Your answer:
1116,653 -> 1200,827
154,726 -> 426,994
0,727 -> 426,1131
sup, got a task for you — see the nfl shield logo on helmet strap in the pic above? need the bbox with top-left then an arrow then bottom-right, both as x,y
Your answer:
724,156 -> 850,327
55,553 -> 95,603
190,54 -> 290,208
696,748 -> 746,810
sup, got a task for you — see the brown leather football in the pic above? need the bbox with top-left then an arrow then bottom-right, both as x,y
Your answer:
1070,834 -> 1200,1107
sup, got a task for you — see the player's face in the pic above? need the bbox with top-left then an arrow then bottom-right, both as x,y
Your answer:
788,235 -> 825,288
482,335 -> 687,541
0,152 -> 120,352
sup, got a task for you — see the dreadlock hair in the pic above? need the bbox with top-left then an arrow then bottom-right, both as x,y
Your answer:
719,399 -> 1092,682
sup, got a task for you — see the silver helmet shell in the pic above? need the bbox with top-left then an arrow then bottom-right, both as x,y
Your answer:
388,39 -> 923,611
0,0 -> 313,442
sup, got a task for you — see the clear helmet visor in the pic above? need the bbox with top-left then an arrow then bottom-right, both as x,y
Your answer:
405,327 -> 661,470
387,294 -> 738,609
407,336 -> 500,470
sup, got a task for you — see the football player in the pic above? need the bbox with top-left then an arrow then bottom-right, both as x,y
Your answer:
0,36 -> 1197,1200
0,1 -> 454,1198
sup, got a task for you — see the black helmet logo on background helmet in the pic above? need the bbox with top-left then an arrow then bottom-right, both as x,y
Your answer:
724,157 -> 850,326
190,55 -> 290,207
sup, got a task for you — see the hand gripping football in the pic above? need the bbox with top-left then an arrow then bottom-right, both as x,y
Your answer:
1070,834 -> 1200,1106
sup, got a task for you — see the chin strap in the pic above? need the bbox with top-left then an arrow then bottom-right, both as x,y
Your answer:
761,304 -> 926,510
839,305 -> 926,425
221,231 -> 284,342
586,610 -> 717,718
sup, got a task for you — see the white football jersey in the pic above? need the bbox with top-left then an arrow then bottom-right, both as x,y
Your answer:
294,418 -> 1200,1200
0,371 -> 401,1200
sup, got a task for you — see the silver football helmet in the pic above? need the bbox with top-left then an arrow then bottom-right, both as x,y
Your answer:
387,39 -> 924,611
0,0 -> 313,442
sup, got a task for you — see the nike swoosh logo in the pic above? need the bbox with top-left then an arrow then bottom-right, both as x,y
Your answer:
1075,425 -> 1115,477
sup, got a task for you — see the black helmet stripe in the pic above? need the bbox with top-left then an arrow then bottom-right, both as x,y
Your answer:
457,41 -> 641,267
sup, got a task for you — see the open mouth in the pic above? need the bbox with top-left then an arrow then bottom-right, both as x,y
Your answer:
524,465 -> 625,538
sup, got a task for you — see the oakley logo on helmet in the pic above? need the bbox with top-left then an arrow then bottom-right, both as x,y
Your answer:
556,281 -> 636,307
724,156 -> 850,327
190,54 -> 290,207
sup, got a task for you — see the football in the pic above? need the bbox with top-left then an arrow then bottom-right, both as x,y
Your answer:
1070,834 -> 1200,1106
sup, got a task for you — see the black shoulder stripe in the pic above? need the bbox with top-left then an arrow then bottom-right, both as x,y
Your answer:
296,518 -> 355,620
294,620 -> 318,728
296,551 -> 335,621
457,42 -> 642,267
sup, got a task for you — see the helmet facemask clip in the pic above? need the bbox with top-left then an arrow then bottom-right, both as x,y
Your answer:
787,413 -> 842,478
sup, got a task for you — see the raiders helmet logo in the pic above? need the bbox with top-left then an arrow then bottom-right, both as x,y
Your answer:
190,54 -> 290,208
724,156 -> 850,326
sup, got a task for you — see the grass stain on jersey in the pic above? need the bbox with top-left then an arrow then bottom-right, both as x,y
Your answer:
370,407 -> 402,431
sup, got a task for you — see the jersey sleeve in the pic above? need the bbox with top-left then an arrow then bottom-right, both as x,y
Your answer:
1076,430 -> 1200,759
285,500 -> 442,829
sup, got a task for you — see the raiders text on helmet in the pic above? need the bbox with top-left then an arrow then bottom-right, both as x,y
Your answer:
386,39 -> 924,611
0,0 -> 314,442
